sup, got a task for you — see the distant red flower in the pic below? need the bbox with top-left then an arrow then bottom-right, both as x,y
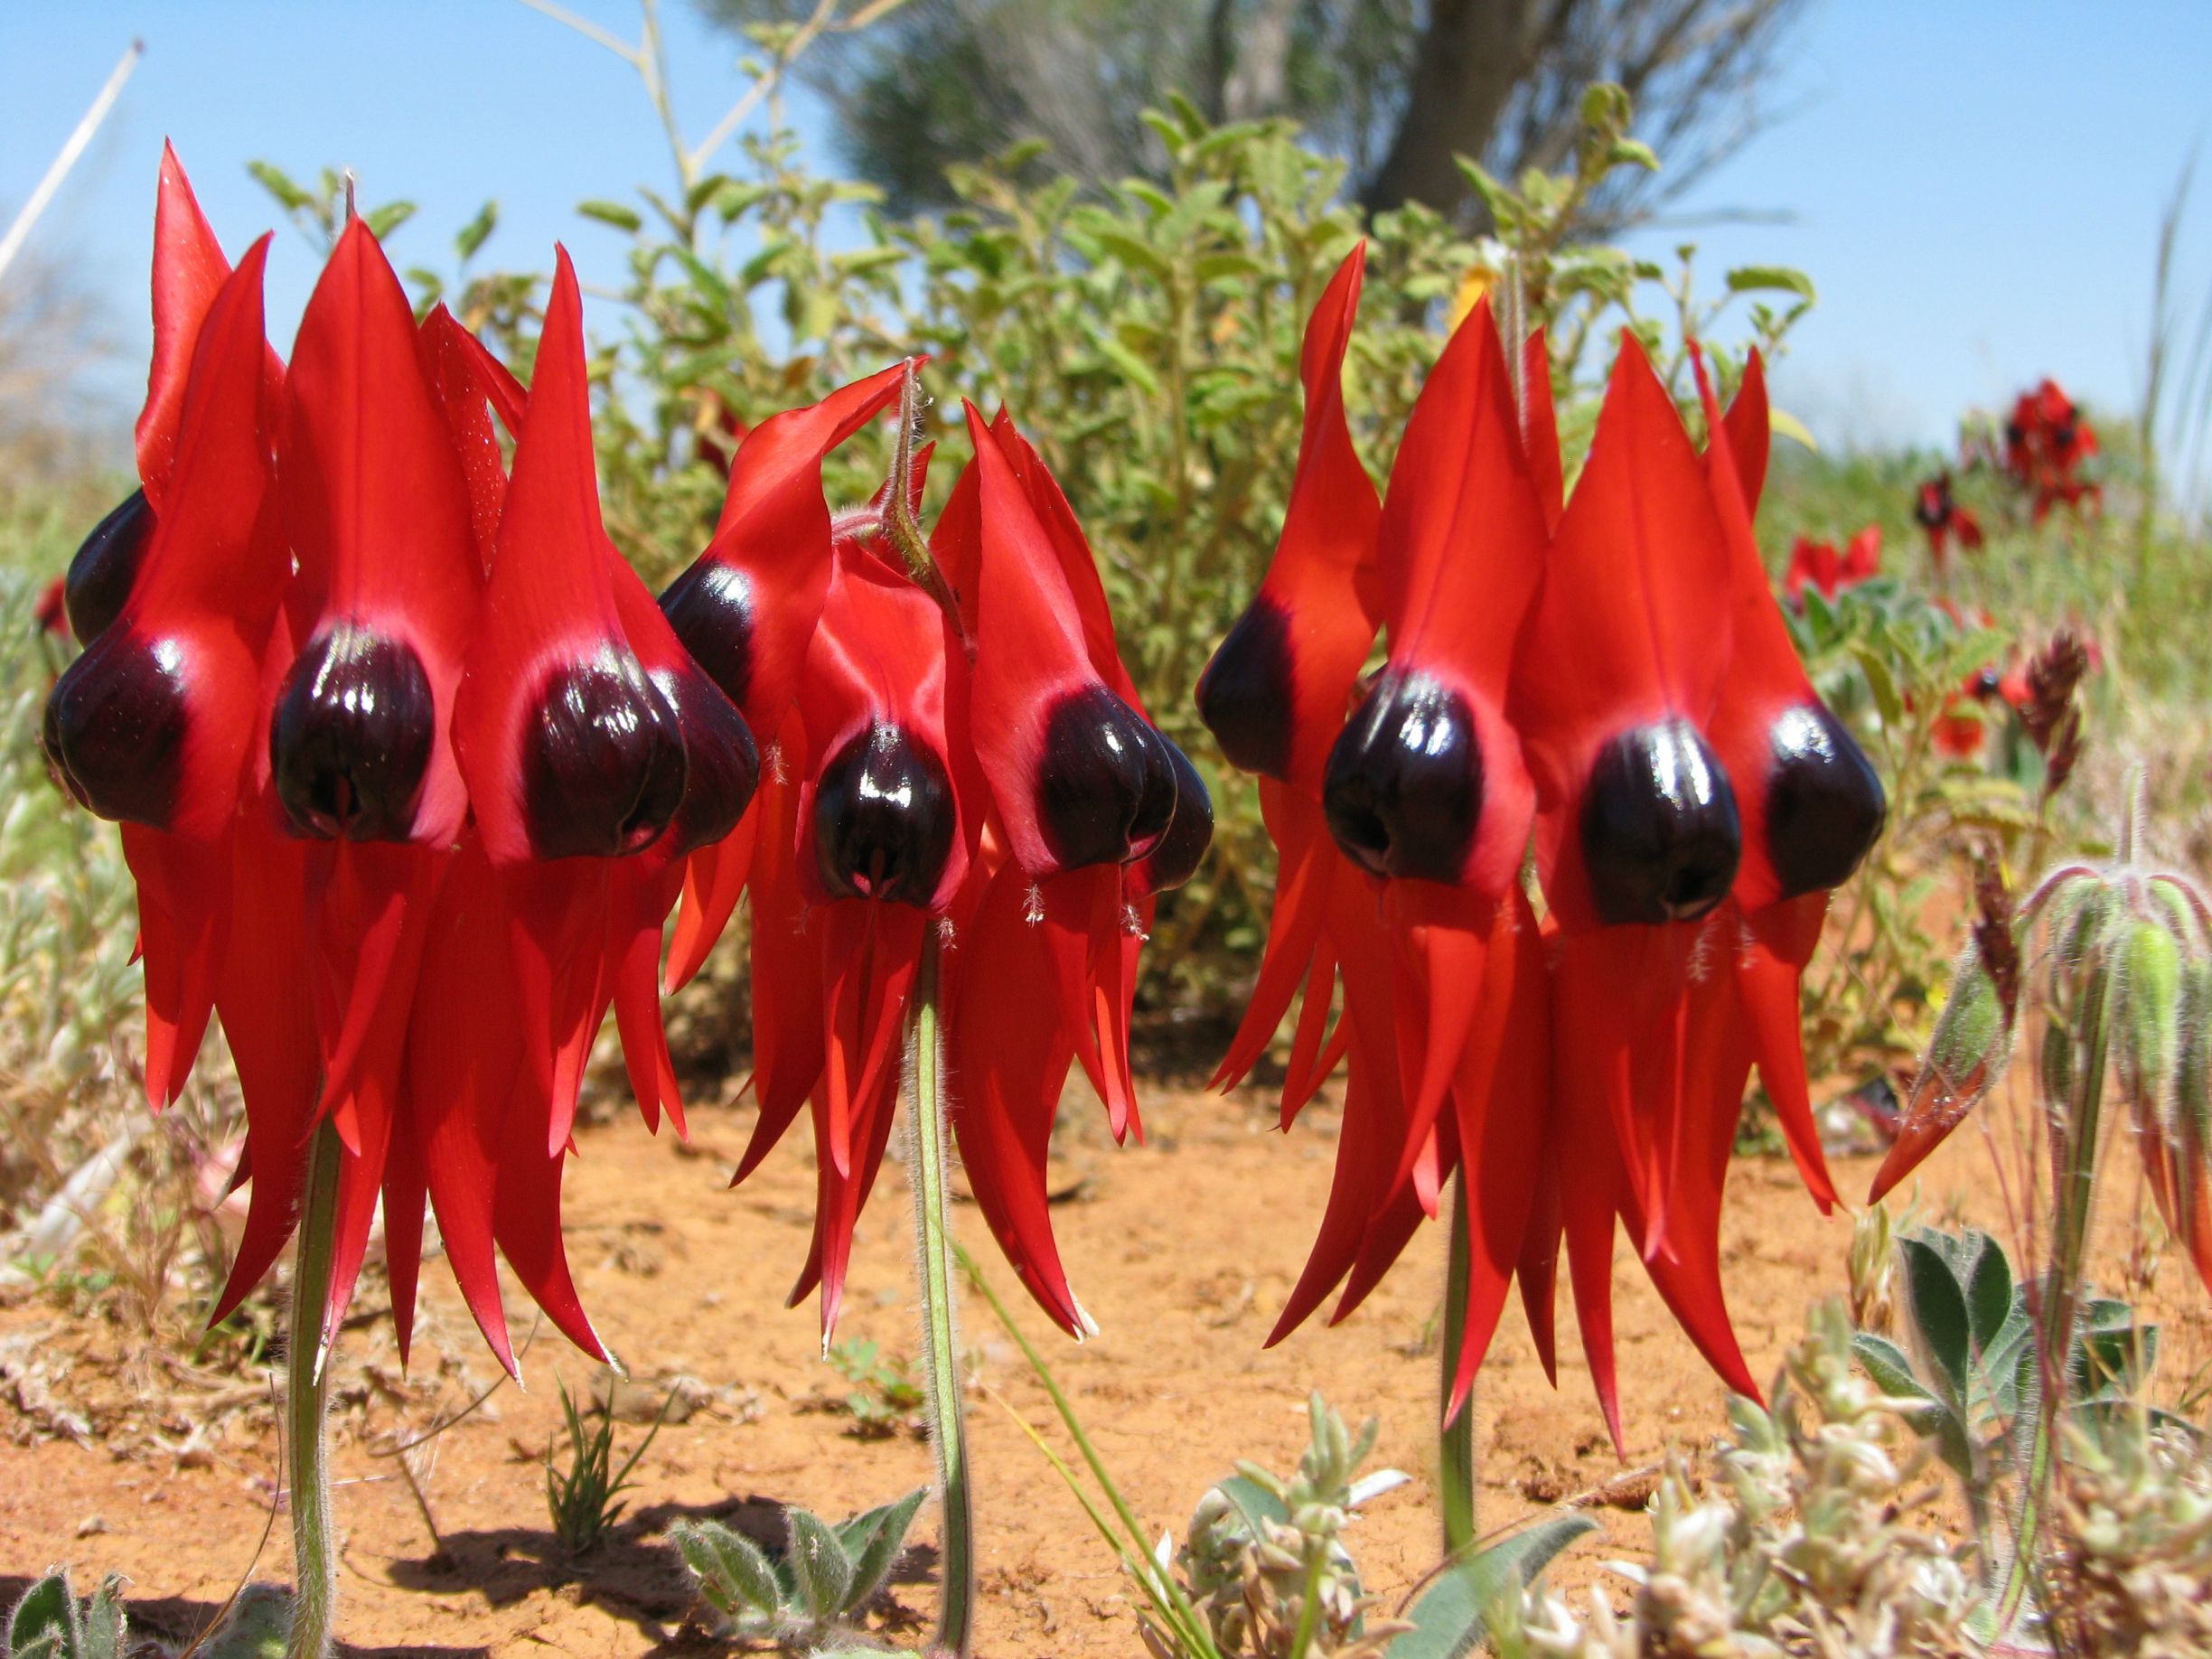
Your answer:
1914,472 -> 1983,573
2003,378 -> 2101,522
1782,523 -> 1881,605
33,576 -> 69,640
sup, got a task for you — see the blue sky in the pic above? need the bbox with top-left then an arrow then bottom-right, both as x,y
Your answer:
5,0 -> 2210,455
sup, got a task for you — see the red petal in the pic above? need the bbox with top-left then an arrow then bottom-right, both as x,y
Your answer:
122,826 -> 229,1109
1513,334 -> 1737,932
279,216 -> 480,847
947,858 -> 1090,1336
1195,245 -> 1382,794
661,362 -> 908,736
408,838 -> 520,1371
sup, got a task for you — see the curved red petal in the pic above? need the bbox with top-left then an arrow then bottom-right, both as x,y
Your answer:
661,362 -> 908,737
277,217 -> 479,848
1196,245 -> 1382,795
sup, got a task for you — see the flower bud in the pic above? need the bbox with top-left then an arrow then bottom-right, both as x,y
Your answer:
1868,944 -> 2014,1202
2115,917 -> 2183,1115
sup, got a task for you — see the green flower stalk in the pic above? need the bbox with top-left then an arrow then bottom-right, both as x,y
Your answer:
1866,770 -> 2212,1638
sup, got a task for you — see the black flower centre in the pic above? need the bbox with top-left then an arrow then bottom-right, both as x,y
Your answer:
1321,671 -> 1482,883
270,622 -> 436,840
521,649 -> 687,859
812,722 -> 955,905
1580,717 -> 1741,924
65,489 -> 155,644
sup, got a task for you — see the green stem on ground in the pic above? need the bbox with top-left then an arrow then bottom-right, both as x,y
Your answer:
1439,1174 -> 1477,1558
285,1120 -> 343,1659
1993,953 -> 2116,1639
904,929 -> 976,1657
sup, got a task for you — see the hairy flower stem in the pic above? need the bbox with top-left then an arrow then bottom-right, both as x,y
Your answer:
1995,954 -> 2117,1639
284,1119 -> 343,1659
904,929 -> 976,1656
1439,1175 -> 1477,1556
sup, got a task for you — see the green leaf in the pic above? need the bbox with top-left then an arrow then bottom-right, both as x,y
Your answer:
1959,1230 -> 2015,1354
576,199 -> 644,234
1726,265 -> 1816,302
787,1505 -> 855,1620
455,200 -> 498,263
197,1583 -> 287,1659
1091,335 -> 1162,399
1768,405 -> 1817,451
1851,1332 -> 1937,1408
246,160 -> 312,213
363,202 -> 417,241
1850,639 -> 1905,728
671,1518 -> 781,1617
1391,1515 -> 1598,1659
10,1573 -> 76,1659
843,1487 -> 928,1607
1214,1472 -> 1290,1534
1898,1233 -> 1973,1402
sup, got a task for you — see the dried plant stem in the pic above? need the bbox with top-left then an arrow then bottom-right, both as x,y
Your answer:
0,39 -> 142,291
284,1120 -> 343,1659
1438,1175 -> 1477,1557
904,929 -> 976,1656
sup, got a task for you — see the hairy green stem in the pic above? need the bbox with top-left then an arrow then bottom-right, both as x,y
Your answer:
1439,1174 -> 1477,1557
1993,957 -> 2115,1637
285,1120 -> 343,1659
904,931 -> 976,1656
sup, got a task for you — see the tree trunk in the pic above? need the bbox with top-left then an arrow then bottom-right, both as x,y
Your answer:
1358,0 -> 1548,219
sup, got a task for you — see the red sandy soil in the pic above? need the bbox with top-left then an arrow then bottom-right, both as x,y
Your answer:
2,1074 -> 2206,1657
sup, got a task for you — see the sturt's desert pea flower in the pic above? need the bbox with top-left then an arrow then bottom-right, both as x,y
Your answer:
653,372 -> 1211,1342
1915,471 -> 1984,573
42,153 -> 756,1372
1782,524 -> 1882,605
2003,377 -> 2101,521
1203,252 -> 1884,1443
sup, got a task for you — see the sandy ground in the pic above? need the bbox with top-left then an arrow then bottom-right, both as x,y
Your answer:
3,1072 -> 2205,1658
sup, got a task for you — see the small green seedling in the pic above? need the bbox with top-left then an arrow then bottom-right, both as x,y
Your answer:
546,1376 -> 669,1553
671,1487 -> 926,1646
826,1336 -> 924,1437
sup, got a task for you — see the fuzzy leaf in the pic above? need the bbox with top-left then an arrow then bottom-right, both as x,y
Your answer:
842,1487 -> 928,1609
1392,1515 -> 1598,1659
1898,1233 -> 1973,1402
787,1506 -> 855,1620
671,1519 -> 782,1618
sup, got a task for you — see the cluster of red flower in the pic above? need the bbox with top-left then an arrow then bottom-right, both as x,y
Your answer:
1914,472 -> 1984,574
1197,248 -> 1886,1446
1782,524 -> 1881,605
2004,377 -> 2101,522
41,151 -> 1208,1372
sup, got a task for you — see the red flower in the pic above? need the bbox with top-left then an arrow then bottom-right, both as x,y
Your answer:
1204,268 -> 1882,1442
1782,524 -> 1881,605
1914,472 -> 1983,573
655,379 -> 1212,1340
44,153 -> 762,1372
33,576 -> 69,641
2002,378 -> 2101,522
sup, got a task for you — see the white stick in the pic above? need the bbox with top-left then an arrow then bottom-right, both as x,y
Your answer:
0,38 -> 145,292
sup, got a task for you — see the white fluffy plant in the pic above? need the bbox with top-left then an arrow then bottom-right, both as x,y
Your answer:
1490,1304 -> 1982,1659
